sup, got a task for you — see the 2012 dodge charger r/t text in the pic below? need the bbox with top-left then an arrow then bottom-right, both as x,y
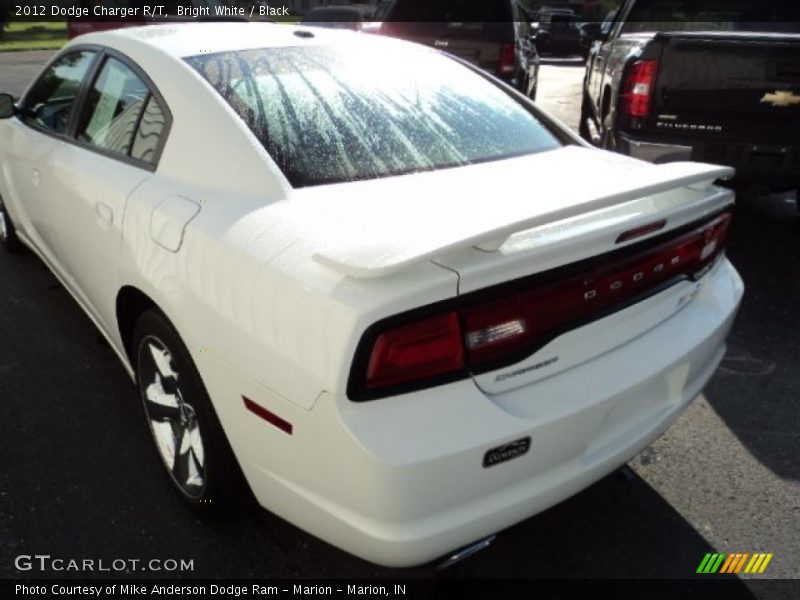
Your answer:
0,23 -> 743,567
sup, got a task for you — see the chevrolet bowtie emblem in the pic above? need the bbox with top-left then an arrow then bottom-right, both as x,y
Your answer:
761,90 -> 800,107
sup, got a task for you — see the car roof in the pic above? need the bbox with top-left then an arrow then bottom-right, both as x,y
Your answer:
72,22 -> 384,59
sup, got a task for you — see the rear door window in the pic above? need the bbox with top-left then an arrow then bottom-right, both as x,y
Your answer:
77,57 -> 148,156
130,96 -> 167,163
76,56 -> 168,165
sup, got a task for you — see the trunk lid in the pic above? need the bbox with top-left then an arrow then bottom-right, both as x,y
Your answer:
291,146 -> 734,399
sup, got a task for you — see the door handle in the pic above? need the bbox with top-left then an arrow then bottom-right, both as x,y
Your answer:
32,169 -> 40,187
95,202 -> 113,226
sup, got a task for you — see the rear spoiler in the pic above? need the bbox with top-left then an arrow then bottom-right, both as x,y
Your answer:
313,160 -> 734,279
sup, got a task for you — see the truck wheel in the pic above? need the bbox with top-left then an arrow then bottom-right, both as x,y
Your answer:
579,91 -> 593,143
601,114 -> 618,152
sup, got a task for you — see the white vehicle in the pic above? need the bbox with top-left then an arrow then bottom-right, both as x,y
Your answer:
0,23 -> 743,567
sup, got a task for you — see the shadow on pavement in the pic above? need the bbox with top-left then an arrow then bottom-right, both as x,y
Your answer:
703,190 -> 800,482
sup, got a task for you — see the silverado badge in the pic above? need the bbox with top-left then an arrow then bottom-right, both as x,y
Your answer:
760,91 -> 800,108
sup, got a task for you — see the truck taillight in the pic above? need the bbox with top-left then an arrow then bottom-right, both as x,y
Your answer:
351,212 -> 731,401
499,43 -> 516,75
622,59 -> 658,118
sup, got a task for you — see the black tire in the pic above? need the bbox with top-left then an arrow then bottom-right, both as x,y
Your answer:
517,74 -> 528,97
0,196 -> 24,253
600,113 -> 618,152
133,309 -> 247,513
579,90 -> 593,143
529,79 -> 538,102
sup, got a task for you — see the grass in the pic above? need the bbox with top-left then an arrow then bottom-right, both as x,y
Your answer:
0,21 -> 68,52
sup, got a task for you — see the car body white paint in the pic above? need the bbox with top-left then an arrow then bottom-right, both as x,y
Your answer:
0,23 -> 743,566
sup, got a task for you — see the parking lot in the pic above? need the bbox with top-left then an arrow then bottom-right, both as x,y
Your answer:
0,49 -> 797,590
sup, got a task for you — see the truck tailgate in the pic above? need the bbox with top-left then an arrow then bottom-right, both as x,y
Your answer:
653,32 -> 800,143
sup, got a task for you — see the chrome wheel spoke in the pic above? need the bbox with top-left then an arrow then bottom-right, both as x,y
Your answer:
148,343 -> 178,380
151,420 -> 179,467
171,430 -> 191,488
144,376 -> 181,422
187,421 -> 205,468
172,427 -> 204,491
179,419 -> 205,486
186,448 -> 204,488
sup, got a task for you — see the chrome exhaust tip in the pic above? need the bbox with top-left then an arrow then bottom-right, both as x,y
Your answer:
436,535 -> 496,570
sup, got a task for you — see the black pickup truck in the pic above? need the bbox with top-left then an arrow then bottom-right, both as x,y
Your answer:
580,0 -> 800,196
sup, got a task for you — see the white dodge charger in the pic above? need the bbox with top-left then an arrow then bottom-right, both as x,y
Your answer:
0,23 -> 743,567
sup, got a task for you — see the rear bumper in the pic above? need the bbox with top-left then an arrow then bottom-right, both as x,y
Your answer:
618,132 -> 800,188
200,259 -> 743,567
617,133 -> 693,164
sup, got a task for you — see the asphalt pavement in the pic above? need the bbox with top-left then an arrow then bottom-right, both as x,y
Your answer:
0,51 -> 797,593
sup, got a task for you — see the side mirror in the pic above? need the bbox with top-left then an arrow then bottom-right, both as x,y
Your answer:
580,23 -> 605,42
0,93 -> 16,119
581,23 -> 599,35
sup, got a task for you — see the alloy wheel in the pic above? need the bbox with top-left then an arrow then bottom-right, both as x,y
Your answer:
139,336 -> 206,499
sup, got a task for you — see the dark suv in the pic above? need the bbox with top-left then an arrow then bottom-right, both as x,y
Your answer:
378,0 -> 539,100
533,8 -> 583,58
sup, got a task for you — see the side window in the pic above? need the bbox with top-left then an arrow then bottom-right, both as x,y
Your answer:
76,56 -> 167,165
76,57 -> 149,157
130,96 -> 166,163
23,50 -> 96,135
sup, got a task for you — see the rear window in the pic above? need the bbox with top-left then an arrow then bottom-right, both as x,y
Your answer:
384,0 -> 513,22
302,8 -> 363,22
187,45 -> 560,188
382,0 -> 515,38
622,0 -> 800,33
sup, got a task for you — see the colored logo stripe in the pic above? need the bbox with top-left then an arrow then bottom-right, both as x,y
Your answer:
698,552 -> 773,574
719,553 -> 737,573
697,553 -> 726,574
720,553 -> 748,574
745,553 -> 774,574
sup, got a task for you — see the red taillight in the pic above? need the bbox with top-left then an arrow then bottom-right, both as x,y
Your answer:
365,312 -> 464,389
622,59 -> 658,118
354,213 -> 731,399
499,43 -> 516,75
